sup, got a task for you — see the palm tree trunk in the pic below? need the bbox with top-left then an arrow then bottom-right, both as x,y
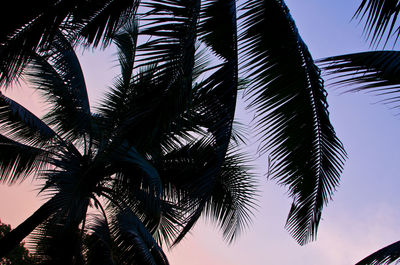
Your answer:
0,195 -> 59,257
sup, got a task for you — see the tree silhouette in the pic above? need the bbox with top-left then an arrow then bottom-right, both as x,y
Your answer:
0,1 -> 347,250
0,24 -> 256,264
0,221 -> 37,265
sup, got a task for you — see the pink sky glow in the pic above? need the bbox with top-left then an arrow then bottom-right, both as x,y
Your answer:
1,1 -> 400,264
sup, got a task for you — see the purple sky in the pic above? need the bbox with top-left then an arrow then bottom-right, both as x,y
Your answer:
2,1 -> 400,264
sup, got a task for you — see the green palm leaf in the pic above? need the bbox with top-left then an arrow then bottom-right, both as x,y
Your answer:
239,0 -> 346,245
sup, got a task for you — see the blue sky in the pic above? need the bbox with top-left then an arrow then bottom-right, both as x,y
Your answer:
1,1 -> 400,264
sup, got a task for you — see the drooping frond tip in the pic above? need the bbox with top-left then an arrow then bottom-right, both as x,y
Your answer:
239,0 -> 346,245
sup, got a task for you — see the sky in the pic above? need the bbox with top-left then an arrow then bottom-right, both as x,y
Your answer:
1,1 -> 400,264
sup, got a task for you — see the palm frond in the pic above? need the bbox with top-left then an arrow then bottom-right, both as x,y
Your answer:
113,19 -> 139,86
0,93 -> 56,145
159,138 -> 257,246
111,142 -> 162,198
27,31 -> 92,142
0,0 -> 139,86
355,240 -> 400,265
354,0 -> 400,47
0,0 -> 73,87
0,134 -> 49,184
113,209 -> 169,265
30,210 -> 86,264
84,216 -> 115,265
137,0 -> 200,114
74,0 -> 140,48
239,0 -> 346,245
198,0 -> 239,162
319,51 -> 400,109
204,149 -> 257,243
105,181 -> 184,248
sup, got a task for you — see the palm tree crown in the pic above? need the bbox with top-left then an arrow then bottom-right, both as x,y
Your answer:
0,23 -> 257,263
0,0 -> 348,258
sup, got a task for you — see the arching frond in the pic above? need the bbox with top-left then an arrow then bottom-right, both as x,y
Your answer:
0,134 -> 49,184
203,149 -> 257,243
27,32 -> 92,142
113,20 -> 139,86
354,0 -> 400,46
0,0 -> 139,87
239,0 -> 346,245
74,0 -> 140,48
159,138 -> 257,246
84,216 -> 115,265
319,51 -> 400,109
0,93 -> 56,145
137,0 -> 200,115
356,240 -> 400,265
198,0 -> 239,163
113,209 -> 169,265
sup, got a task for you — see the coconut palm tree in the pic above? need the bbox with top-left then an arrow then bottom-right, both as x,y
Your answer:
0,0 -> 347,249
0,22 -> 257,264
317,0 -> 400,264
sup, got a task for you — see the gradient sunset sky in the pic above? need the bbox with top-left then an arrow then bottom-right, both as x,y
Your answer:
2,1 -> 400,264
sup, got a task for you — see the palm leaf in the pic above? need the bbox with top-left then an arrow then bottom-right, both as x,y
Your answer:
113,209 -> 169,265
74,0 -> 140,48
84,216 -> 116,265
96,21 -> 140,136
30,210 -> 86,264
137,0 -> 200,114
354,0 -> 400,46
159,139 -> 257,245
0,0 -> 138,86
355,240 -> 400,265
27,32 -> 92,142
239,0 -> 346,245
0,93 -> 56,145
0,0 -> 73,87
319,51 -> 400,109
113,20 -> 139,86
198,0 -> 239,161
203,149 -> 257,243
0,134 -> 49,184
105,181 -> 184,248
111,142 -> 162,199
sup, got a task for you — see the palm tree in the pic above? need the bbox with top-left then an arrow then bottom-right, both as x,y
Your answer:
0,22 -> 257,264
317,0 -> 400,264
0,0 -> 347,248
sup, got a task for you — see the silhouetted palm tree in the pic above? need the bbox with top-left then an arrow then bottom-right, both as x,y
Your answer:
0,0 -> 347,248
0,22 -> 257,264
318,0 -> 400,264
